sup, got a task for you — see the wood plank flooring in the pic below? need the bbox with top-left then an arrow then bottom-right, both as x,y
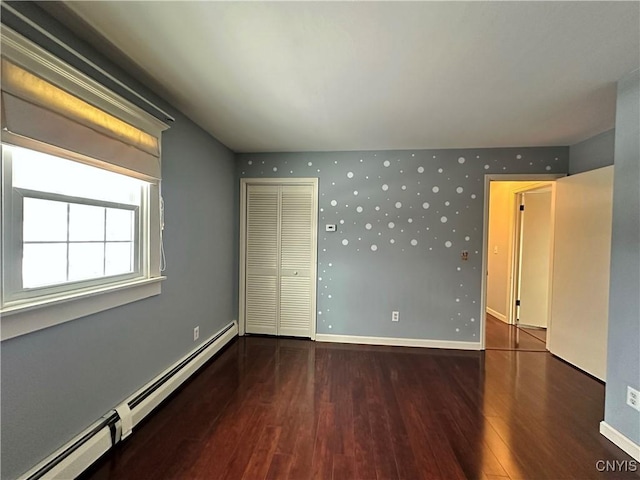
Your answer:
81,337 -> 638,480
485,314 -> 547,351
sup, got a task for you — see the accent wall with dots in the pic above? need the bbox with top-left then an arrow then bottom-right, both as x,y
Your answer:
237,147 -> 568,342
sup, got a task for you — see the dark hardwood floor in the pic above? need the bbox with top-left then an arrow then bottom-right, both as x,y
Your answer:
485,314 -> 547,351
82,336 -> 637,480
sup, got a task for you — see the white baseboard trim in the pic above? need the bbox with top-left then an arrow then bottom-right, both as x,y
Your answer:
315,333 -> 482,351
486,307 -> 507,323
600,421 -> 640,461
20,320 -> 238,480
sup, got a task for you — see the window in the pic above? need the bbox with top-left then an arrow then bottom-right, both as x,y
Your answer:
3,144 -> 147,299
1,27 -> 169,340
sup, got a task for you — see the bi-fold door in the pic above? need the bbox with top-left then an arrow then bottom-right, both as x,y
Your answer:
242,181 -> 317,338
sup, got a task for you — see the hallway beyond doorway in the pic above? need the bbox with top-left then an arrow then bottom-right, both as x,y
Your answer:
485,314 -> 547,351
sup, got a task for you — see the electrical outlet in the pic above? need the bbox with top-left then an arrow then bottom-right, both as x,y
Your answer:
392,311 -> 399,322
193,326 -> 200,341
627,386 -> 640,412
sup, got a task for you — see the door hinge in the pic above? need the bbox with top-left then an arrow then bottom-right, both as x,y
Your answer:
516,299 -> 521,306
519,204 -> 525,211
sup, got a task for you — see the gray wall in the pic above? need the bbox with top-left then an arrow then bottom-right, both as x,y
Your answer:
238,148 -> 568,341
604,69 -> 640,445
1,5 -> 236,479
569,129 -> 615,174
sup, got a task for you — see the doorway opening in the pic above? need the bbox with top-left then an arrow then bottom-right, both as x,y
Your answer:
480,175 -> 563,351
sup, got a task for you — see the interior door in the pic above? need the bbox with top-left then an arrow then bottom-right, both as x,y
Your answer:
278,185 -> 314,337
245,185 -> 279,335
244,182 -> 316,338
549,166 -> 613,380
517,188 -> 552,328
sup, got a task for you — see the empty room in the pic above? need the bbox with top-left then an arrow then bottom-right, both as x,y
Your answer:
1,1 -> 639,479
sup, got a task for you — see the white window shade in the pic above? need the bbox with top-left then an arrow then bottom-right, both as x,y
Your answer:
0,27 -> 168,180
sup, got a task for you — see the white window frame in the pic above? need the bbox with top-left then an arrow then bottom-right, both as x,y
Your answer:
0,27 -> 168,341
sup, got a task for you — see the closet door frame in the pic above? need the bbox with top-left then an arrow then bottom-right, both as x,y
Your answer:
239,177 -> 318,340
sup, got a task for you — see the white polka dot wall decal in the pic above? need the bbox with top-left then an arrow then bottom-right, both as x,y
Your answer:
456,328 -> 460,332
358,237 -> 362,241
261,161 -> 265,164
395,202 -> 402,209
458,157 -> 466,164
417,192 -> 420,196
318,311 -> 322,315
410,239 -> 418,246
248,160 -> 253,165
545,165 -> 552,171
273,167 -> 278,172
308,162 -> 312,166
445,241 -> 452,248
290,171 -> 293,174
320,208 -> 324,212
371,244 -> 378,251
412,153 -> 415,157
328,263 -> 332,267
319,277 -> 322,281
422,202 -> 430,209
441,216 -> 448,223
471,194 -> 477,199
465,236 -> 470,241
347,171 -> 354,178
383,160 -> 391,167
401,185 -> 407,190
400,170 -> 404,173
360,159 -> 364,162
353,190 -> 359,196
388,222 -> 395,229
484,164 -> 490,170
456,298 -> 460,302
241,171 -> 245,175
328,294 -> 332,298
375,206 -> 381,211
456,187 -> 464,194
378,232 -> 382,235
530,162 -> 534,166
438,168 -> 443,173
417,166 -> 425,173
456,267 -> 461,271
334,160 -> 338,164
445,201 -> 450,206
382,184 -> 389,191
432,186 -> 439,193
330,200 -> 337,207
339,219 -> 345,224
408,218 -> 413,223
365,223 -> 372,230
342,239 -> 349,246
390,239 -> 395,244
317,169 -> 321,173
356,206 -> 363,213
517,154 -> 522,159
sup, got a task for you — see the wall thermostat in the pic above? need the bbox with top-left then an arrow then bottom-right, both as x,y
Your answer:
325,224 -> 337,232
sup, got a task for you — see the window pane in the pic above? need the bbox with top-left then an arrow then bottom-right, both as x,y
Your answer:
23,243 -> 67,288
69,204 -> 105,241
105,242 -> 134,276
23,198 -> 68,242
106,209 -> 134,241
68,243 -> 104,282
11,145 -> 144,205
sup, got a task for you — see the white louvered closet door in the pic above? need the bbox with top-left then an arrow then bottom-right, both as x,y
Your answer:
278,185 -> 314,337
245,185 -> 279,335
244,183 -> 315,338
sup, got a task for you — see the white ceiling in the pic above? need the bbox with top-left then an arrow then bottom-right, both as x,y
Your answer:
64,1 -> 639,153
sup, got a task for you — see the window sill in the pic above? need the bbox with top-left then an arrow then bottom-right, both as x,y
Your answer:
1,277 -> 165,341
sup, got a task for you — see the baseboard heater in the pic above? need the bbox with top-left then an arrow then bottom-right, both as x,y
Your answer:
21,321 -> 238,480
